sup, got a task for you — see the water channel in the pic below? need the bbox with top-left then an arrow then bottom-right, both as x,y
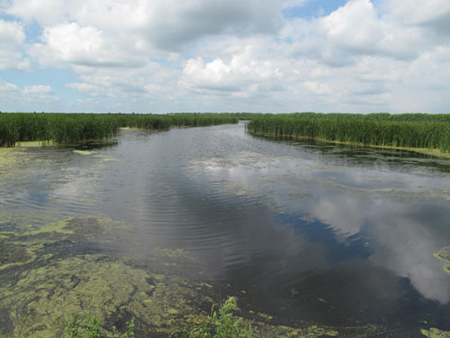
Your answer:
1,121 -> 450,337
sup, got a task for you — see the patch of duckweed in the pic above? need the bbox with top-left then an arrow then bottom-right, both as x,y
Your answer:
0,243 -> 47,273
0,254 -> 199,337
254,324 -> 339,338
14,141 -> 56,147
0,232 -> 15,239
421,328 -> 450,337
24,216 -> 128,241
73,150 -> 119,163
0,148 -> 25,167
0,148 -> 31,186
93,154 -> 119,162
0,216 -> 130,272
0,242 -> 35,271
0,209 -> 62,232
434,246 -> 450,274
257,323 -> 391,338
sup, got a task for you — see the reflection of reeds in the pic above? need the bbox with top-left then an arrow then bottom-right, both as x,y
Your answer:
247,113 -> 450,153
0,113 -> 239,147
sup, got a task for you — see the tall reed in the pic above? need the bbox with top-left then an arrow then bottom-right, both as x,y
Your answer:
0,113 -> 238,147
247,113 -> 450,152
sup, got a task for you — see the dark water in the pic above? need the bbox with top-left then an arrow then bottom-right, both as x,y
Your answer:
2,121 -> 450,336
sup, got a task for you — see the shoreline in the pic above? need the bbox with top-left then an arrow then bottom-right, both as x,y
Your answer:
247,131 -> 450,159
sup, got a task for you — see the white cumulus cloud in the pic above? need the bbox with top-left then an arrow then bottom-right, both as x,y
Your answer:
0,80 -> 57,111
30,22 -> 146,68
1,0 -> 450,113
180,46 -> 283,97
0,19 -> 29,70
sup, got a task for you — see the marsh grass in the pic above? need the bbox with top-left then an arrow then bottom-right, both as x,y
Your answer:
62,313 -> 100,338
0,313 -> 134,338
1,297 -> 252,338
62,314 -> 136,338
176,297 -> 253,338
247,113 -> 450,153
61,313 -> 136,338
0,113 -> 239,147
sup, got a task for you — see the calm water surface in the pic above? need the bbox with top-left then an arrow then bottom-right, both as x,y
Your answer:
2,121 -> 450,336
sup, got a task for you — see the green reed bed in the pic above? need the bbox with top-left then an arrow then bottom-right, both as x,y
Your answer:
272,112 -> 450,122
247,114 -> 450,153
0,113 -> 238,147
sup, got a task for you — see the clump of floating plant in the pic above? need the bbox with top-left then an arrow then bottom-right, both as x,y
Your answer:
246,113 -> 450,153
0,113 -> 239,147
421,327 -> 450,338
434,246 -> 450,274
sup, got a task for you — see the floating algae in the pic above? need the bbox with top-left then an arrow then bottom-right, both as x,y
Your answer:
0,242 -> 33,268
0,215 -> 130,272
0,148 -> 31,187
0,213 -> 213,337
434,246 -> 450,274
422,328 -> 450,337
255,324 -> 338,338
24,216 -> 129,241
249,320 -> 386,338
0,213 -> 239,337
0,146 -> 114,204
15,140 -> 56,147
0,254 -> 200,337
73,149 -> 119,163
0,148 -> 29,169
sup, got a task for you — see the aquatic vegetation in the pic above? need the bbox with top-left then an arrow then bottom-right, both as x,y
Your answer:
61,313 -> 102,338
434,246 -> 450,274
0,254 -> 201,337
247,113 -> 450,153
0,113 -> 239,147
73,149 -> 119,164
421,328 -> 450,337
178,297 -> 253,338
255,324 -> 339,338
0,148 -> 31,185
60,312 -> 135,338
0,215 -> 130,272
0,212 -> 203,337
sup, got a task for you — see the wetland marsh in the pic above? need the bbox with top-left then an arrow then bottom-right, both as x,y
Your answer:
1,121 -> 450,337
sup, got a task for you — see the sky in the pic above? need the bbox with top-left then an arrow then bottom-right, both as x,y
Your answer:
0,0 -> 449,113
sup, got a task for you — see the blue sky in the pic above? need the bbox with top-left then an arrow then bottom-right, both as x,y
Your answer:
283,0 -> 349,19
1,0 -> 449,113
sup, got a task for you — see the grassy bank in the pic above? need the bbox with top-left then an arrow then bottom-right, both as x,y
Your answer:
0,113 -> 239,147
247,113 -> 450,153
